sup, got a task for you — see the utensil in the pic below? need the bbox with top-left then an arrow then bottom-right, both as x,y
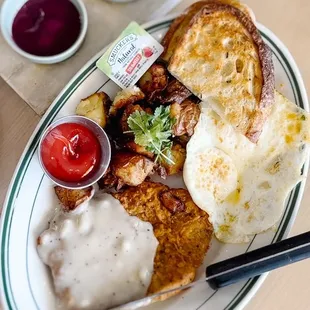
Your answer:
38,115 -> 111,189
111,231 -> 310,309
0,0 -> 88,64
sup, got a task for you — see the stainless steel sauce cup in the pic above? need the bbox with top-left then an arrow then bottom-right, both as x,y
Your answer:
38,115 -> 111,189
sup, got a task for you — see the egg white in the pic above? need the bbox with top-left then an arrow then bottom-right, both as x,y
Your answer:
184,91 -> 310,243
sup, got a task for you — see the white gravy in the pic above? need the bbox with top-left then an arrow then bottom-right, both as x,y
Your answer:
37,193 -> 158,310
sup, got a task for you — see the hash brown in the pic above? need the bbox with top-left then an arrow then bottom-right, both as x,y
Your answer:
113,181 -> 213,299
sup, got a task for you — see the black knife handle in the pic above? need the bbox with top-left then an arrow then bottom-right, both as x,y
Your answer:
206,231 -> 310,289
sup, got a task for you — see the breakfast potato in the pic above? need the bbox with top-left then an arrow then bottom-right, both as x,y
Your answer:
54,186 -> 93,212
170,99 -> 201,136
120,104 -> 144,133
159,190 -> 185,214
120,104 -> 152,133
160,78 -> 192,104
155,165 -> 168,179
138,63 -> 168,101
111,151 -> 154,187
161,144 -> 186,175
76,92 -> 111,128
174,134 -> 190,147
110,86 -> 145,116
124,140 -> 154,159
97,167 -> 119,189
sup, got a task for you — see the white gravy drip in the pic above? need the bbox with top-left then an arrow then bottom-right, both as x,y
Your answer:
37,193 -> 158,310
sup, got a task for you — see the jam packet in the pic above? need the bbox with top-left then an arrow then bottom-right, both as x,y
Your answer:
96,22 -> 164,89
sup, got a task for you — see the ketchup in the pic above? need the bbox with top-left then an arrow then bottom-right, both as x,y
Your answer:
12,0 -> 81,56
41,123 -> 101,183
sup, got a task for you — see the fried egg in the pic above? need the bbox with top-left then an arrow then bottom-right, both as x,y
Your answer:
184,91 -> 310,243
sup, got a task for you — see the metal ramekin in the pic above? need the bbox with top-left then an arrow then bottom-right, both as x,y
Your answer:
38,115 -> 111,189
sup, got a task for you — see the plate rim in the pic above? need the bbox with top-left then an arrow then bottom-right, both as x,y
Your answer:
1,14 -> 309,310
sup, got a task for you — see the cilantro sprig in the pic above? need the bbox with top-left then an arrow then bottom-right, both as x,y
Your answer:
126,106 -> 175,164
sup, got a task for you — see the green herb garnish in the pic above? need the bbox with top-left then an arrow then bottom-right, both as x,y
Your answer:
126,106 -> 175,164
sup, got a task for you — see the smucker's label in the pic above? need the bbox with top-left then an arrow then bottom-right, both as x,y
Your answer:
96,22 -> 164,89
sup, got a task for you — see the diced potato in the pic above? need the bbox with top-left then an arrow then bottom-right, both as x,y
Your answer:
138,63 -> 168,101
159,190 -> 185,214
54,186 -> 93,212
111,151 -> 154,187
160,78 -> 192,104
125,140 -> 154,159
174,135 -> 190,148
110,86 -> 145,116
76,92 -> 111,128
120,104 -> 144,133
97,167 -> 119,189
120,104 -> 153,133
170,99 -> 201,136
161,144 -> 186,175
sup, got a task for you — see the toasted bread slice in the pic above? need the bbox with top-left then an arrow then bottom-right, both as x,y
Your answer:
161,0 -> 255,63
168,3 -> 274,143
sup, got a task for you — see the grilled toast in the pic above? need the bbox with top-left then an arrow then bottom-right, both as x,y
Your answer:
161,0 -> 255,63
168,3 -> 274,143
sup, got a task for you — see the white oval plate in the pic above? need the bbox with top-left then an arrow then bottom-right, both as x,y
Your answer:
1,14 -> 309,310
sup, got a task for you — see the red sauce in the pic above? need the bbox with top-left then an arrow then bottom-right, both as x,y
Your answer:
41,123 -> 101,183
12,0 -> 81,56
